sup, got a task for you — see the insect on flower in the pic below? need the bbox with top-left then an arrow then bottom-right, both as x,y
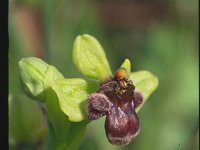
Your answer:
87,66 -> 143,146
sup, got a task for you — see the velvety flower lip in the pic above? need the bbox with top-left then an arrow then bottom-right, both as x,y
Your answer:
87,68 -> 143,145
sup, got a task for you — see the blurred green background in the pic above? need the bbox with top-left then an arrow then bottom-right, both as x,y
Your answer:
9,0 -> 198,150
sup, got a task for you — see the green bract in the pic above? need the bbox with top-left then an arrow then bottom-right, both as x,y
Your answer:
18,34 -> 159,149
73,34 -> 112,81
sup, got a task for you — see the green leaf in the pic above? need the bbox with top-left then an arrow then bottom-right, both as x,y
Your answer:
73,34 -> 112,81
18,57 -> 64,102
129,70 -> 159,112
52,78 -> 98,122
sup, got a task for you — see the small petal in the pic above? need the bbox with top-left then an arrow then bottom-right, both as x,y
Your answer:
119,59 -> 131,79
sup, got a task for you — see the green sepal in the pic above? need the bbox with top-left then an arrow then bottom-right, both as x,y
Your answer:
52,78 -> 98,122
129,70 -> 159,112
73,34 -> 112,81
18,57 -> 48,101
18,57 -> 64,102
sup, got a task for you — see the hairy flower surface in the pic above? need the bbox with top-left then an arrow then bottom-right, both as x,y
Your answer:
88,68 -> 143,145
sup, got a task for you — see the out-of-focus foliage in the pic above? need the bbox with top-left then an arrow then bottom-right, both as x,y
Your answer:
9,0 -> 198,149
